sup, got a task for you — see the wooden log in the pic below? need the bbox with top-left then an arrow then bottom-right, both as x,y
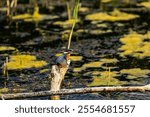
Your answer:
1,85 -> 150,100
49,65 -> 69,100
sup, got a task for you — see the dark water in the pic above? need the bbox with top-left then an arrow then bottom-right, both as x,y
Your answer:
0,0 -> 150,100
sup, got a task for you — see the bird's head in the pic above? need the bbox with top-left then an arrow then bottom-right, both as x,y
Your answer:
63,49 -> 72,60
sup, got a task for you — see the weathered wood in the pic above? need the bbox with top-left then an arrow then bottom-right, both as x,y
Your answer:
1,85 -> 150,100
49,65 -> 69,100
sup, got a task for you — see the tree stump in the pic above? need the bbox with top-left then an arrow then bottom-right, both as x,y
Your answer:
49,65 -> 69,100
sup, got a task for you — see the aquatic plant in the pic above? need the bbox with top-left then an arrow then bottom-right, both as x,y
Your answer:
79,7 -> 89,13
73,61 -> 103,73
5,54 -> 47,70
83,61 -> 104,68
3,57 -> 9,79
0,88 -> 8,94
100,58 -> 118,63
139,1 -> 150,8
0,46 -> 17,52
73,58 -> 118,72
66,0 -> 72,20
54,19 -> 79,28
119,31 -> 150,58
89,29 -> 112,35
120,68 -> 150,79
86,9 -> 139,22
67,0 -> 80,50
88,70 -> 125,86
6,0 -> 17,17
12,4 -> 58,21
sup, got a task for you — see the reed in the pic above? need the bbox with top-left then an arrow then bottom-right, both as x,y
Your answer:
67,0 -> 80,50
66,0 -> 76,20
3,57 -> 9,87
6,0 -> 17,17
66,1 -> 71,20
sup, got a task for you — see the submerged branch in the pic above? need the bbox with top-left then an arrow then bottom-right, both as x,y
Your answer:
1,85 -> 150,100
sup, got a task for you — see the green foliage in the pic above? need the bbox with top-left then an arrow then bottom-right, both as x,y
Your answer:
73,0 -> 80,20
67,0 -> 80,49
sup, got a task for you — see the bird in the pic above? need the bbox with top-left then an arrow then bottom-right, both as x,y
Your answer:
56,50 -> 71,68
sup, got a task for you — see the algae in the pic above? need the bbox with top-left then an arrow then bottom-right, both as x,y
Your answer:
86,9 -> 139,22
0,46 -> 17,52
140,2 -> 150,8
88,71 -> 125,86
6,54 -> 47,70
0,88 -> 9,94
119,31 -> 150,58
120,68 -> 150,79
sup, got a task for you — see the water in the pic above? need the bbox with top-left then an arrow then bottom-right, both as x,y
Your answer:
0,0 -> 150,100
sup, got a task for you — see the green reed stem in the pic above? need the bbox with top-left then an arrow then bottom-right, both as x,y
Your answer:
67,0 -> 80,50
